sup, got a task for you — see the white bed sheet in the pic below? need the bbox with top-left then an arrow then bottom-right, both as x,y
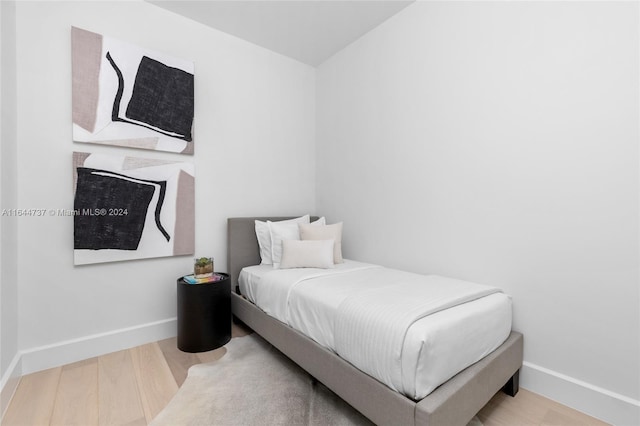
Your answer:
238,261 -> 512,400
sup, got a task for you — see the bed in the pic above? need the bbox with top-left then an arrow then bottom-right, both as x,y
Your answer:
228,216 -> 523,426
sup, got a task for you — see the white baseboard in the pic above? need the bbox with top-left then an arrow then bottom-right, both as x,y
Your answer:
521,361 -> 640,426
0,352 -> 22,420
20,317 -> 177,376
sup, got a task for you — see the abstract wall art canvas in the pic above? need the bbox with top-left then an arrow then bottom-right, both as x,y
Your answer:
73,152 -> 195,265
71,27 -> 195,154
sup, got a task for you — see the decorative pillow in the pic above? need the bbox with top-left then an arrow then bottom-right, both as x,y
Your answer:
299,222 -> 344,263
255,215 -> 309,265
268,222 -> 299,268
268,216 -> 326,268
279,240 -> 335,269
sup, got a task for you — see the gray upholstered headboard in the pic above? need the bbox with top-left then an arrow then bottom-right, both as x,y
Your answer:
227,216 -> 319,293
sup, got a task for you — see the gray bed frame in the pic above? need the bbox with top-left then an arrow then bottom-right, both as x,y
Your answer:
228,217 -> 523,426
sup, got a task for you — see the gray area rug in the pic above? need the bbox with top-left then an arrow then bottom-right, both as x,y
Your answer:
152,334 -> 483,426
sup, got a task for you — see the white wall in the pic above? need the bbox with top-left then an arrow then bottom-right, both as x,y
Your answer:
0,0 -> 21,416
13,0 -> 315,372
317,2 -> 639,424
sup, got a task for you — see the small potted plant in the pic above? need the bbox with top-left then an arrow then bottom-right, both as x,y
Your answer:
194,257 -> 214,278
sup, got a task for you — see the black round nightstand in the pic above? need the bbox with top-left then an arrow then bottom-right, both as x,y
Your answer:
177,273 -> 231,352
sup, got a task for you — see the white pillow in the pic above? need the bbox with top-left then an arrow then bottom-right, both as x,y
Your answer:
299,222 -> 343,263
255,215 -> 309,265
279,240 -> 335,269
268,216 -> 326,268
313,217 -> 327,226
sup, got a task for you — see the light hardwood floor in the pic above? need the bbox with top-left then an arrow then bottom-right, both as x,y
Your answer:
3,323 -> 609,426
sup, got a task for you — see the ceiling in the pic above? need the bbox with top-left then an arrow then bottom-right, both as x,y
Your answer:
147,1 -> 414,66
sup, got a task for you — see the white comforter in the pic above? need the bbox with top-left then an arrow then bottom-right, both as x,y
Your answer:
239,261 -> 512,400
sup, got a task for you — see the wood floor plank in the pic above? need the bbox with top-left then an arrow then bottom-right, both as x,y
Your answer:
196,346 -> 227,364
98,349 -> 146,426
130,342 -> 178,423
537,395 -> 610,426
231,321 -> 252,338
50,358 -> 99,426
156,337 -> 201,387
525,390 -> 609,425
541,409 -> 593,426
478,391 -> 541,426
2,367 -> 61,426
478,389 -> 610,426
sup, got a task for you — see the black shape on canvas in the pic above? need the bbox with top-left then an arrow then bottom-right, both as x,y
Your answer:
126,56 -> 194,141
74,167 -> 169,250
105,52 -> 194,142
